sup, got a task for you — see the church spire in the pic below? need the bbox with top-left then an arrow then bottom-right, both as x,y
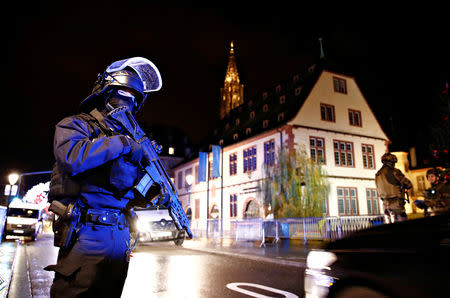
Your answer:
220,41 -> 244,119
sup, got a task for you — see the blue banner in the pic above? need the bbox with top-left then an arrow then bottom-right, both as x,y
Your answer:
212,145 -> 221,178
198,152 -> 208,182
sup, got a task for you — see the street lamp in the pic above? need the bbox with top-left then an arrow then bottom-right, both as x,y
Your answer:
8,173 -> 19,186
185,174 -> 194,208
4,173 -> 19,197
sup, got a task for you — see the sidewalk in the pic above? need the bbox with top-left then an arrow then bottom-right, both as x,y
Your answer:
0,240 -> 19,298
182,237 -> 326,267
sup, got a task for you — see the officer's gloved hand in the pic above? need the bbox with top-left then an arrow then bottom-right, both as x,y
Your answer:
120,136 -> 144,164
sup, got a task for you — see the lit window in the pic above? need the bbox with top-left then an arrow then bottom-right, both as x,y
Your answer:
263,104 -> 269,112
279,95 -> 286,104
229,153 -> 237,176
168,147 -> 175,155
320,103 -> 335,122
310,137 -> 325,164
362,144 -> 375,169
264,139 -> 275,166
349,109 -> 362,126
243,146 -> 257,173
233,133 -> 238,140
277,113 -> 284,121
333,77 -> 347,94
230,194 -> 238,217
334,140 -> 354,167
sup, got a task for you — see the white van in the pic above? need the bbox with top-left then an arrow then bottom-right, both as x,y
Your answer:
5,200 -> 43,241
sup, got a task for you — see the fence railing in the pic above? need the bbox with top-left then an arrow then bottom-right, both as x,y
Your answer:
189,215 -> 384,246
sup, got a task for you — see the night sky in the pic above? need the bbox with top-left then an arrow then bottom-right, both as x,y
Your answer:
2,1 -> 449,184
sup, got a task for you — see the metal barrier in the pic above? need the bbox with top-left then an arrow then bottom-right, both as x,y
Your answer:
0,206 -> 7,243
189,215 -> 385,244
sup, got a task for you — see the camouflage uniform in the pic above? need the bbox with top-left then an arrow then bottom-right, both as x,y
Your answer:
425,180 -> 450,216
375,154 -> 412,223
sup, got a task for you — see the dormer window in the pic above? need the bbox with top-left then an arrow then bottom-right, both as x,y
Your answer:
293,74 -> 300,83
233,133 -> 239,140
262,92 -> 268,100
295,86 -> 302,96
236,118 -> 240,126
279,95 -> 286,104
278,113 -> 284,121
333,77 -> 347,94
308,64 -> 316,73
219,139 -> 224,145
275,85 -> 282,93
263,104 -> 269,112
248,100 -> 253,107
246,128 -> 252,135
225,123 -> 230,130
263,120 -> 269,128
250,111 -> 255,119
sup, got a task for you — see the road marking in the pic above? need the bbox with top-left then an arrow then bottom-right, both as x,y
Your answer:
226,282 -> 299,298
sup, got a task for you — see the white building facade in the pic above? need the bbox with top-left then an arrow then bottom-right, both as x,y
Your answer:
173,69 -> 390,221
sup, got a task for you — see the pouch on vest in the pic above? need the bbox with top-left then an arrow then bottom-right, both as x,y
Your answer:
48,162 -> 82,202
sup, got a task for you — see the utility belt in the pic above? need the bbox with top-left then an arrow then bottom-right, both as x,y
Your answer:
50,200 -> 128,250
80,208 -> 127,227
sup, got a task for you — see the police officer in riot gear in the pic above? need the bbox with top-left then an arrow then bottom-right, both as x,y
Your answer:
375,152 -> 412,223
45,57 -> 162,297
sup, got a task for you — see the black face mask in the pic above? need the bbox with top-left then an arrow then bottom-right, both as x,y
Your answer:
106,89 -> 137,112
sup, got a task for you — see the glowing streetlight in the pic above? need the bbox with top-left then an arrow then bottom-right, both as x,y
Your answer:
185,174 -> 194,208
8,173 -> 19,185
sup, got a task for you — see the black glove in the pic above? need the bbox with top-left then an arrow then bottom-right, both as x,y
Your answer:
120,136 -> 144,164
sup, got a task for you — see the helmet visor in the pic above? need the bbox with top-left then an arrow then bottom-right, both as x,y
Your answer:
106,57 -> 162,92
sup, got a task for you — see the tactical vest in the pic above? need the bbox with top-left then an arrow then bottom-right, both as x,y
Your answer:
375,165 -> 402,199
48,111 -> 117,202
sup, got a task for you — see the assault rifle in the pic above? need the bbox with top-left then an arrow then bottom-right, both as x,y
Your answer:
106,106 -> 193,239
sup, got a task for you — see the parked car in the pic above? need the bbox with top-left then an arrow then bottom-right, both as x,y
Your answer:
133,206 -> 185,246
304,213 -> 449,298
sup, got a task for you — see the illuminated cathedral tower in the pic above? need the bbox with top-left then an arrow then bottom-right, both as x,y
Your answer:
220,41 -> 244,119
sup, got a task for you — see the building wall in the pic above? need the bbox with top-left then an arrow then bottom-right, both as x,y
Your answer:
174,70 -> 391,219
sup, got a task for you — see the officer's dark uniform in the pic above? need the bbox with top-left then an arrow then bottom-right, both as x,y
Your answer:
45,57 -> 163,297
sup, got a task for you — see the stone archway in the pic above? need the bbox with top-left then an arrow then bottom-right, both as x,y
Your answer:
243,199 -> 260,218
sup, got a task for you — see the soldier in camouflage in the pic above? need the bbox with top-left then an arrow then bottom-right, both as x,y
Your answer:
423,168 -> 450,216
375,153 -> 412,223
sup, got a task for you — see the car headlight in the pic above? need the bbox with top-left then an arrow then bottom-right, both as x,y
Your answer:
306,250 -> 337,270
136,220 -> 150,233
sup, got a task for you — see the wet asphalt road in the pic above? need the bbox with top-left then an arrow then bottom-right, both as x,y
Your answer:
9,233 -> 304,297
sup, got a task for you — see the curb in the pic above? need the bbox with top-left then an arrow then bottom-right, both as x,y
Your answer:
182,240 -> 307,268
0,241 -> 19,298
